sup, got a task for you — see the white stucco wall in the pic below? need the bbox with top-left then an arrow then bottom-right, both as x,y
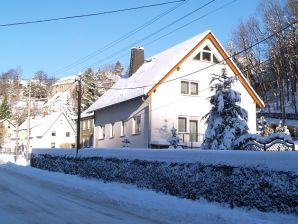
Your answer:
93,97 -> 149,148
29,114 -> 75,149
150,39 -> 257,145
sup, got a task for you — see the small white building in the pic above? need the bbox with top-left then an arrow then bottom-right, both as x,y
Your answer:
87,30 -> 264,148
17,112 -> 76,150
0,118 -> 15,152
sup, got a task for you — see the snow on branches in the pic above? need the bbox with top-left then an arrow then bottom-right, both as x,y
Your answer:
202,68 -> 249,150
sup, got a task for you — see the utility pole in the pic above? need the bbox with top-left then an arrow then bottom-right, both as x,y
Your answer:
15,123 -> 19,161
26,80 -> 31,162
76,76 -> 82,157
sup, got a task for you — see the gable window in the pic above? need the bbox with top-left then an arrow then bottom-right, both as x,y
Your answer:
99,125 -> 105,140
51,131 -> 56,136
82,121 -> 86,130
120,121 -> 125,137
132,116 -> 141,135
51,142 -> 55,148
109,123 -> 114,138
178,117 -> 187,132
66,132 -> 70,137
193,45 -> 220,64
181,81 -> 199,96
181,81 -> 189,94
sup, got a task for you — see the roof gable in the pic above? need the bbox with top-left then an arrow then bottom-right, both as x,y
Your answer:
87,30 -> 264,112
147,32 -> 264,108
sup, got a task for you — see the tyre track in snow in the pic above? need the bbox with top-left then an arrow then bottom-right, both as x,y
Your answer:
0,167 -> 164,224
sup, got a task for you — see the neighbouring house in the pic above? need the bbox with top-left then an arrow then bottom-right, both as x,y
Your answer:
87,30 -> 264,148
51,75 -> 77,95
79,111 -> 94,148
0,119 -> 15,152
14,112 -> 76,150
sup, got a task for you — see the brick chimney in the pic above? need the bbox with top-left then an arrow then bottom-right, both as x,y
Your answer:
129,47 -> 144,77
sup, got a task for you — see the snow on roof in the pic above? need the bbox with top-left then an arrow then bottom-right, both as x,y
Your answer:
87,30 -> 210,112
19,112 -> 64,137
52,75 -> 78,86
81,110 -> 93,118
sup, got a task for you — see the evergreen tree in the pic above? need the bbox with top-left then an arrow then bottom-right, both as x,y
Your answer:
202,68 -> 249,150
114,61 -> 124,76
82,68 -> 102,110
0,96 -> 12,119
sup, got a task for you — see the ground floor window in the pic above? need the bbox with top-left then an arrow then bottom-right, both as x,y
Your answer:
178,117 -> 187,132
132,116 -> 141,134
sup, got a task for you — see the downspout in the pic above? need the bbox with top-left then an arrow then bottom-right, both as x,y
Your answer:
142,95 -> 151,148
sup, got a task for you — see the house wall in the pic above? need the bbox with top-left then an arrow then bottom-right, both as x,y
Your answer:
80,117 -> 94,148
150,39 -> 257,146
94,97 -> 149,148
30,114 -> 76,149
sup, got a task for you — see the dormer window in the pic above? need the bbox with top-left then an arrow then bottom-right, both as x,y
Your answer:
194,45 -> 220,64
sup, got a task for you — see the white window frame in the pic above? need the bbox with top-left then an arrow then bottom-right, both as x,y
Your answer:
178,117 -> 187,133
181,81 -> 199,96
120,121 -> 125,137
99,125 -> 105,140
193,45 -> 220,64
109,123 -> 114,138
132,116 -> 141,135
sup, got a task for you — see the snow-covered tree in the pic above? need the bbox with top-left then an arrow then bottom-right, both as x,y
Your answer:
257,116 -> 274,136
81,68 -> 102,111
0,96 -> 11,119
202,68 -> 249,150
275,121 -> 290,135
167,127 -> 182,149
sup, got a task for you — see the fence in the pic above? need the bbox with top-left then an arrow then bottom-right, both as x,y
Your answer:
178,133 -> 205,148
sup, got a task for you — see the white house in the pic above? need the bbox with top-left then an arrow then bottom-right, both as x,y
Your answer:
17,112 -> 76,150
87,30 -> 264,148
0,118 -> 15,152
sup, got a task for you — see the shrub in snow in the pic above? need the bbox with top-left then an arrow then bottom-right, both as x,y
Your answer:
31,154 -> 298,215
122,136 -> 131,147
167,127 -> 182,149
257,116 -> 274,136
275,121 -> 290,135
202,68 -> 248,150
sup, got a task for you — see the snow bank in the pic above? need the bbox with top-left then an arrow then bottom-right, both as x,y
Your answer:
31,153 -> 298,215
32,148 -> 298,174
2,163 -> 296,224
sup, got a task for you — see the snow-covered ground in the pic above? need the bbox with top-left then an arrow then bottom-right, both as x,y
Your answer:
0,154 -> 297,224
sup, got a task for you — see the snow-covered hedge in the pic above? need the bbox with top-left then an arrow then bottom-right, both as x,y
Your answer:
31,153 -> 298,215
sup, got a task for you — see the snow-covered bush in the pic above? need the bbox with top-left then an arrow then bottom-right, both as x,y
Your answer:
31,154 -> 298,215
275,121 -> 290,135
257,116 -> 274,136
167,127 -> 182,149
202,69 -> 248,150
122,136 -> 131,147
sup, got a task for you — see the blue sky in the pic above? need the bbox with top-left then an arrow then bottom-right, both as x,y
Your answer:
0,0 -> 260,79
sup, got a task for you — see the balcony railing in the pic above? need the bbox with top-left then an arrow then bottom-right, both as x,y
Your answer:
177,133 -> 205,148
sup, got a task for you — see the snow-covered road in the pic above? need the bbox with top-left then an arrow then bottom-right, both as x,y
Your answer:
0,155 -> 297,224
0,167 -> 158,224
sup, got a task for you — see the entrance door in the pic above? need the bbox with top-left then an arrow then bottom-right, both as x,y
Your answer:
189,120 -> 198,142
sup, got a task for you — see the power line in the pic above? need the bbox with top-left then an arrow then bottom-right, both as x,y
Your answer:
143,0 -> 237,47
53,0 -> 187,75
0,0 -> 186,27
61,0 -> 216,76
81,0 -> 236,77
106,19 -> 298,90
